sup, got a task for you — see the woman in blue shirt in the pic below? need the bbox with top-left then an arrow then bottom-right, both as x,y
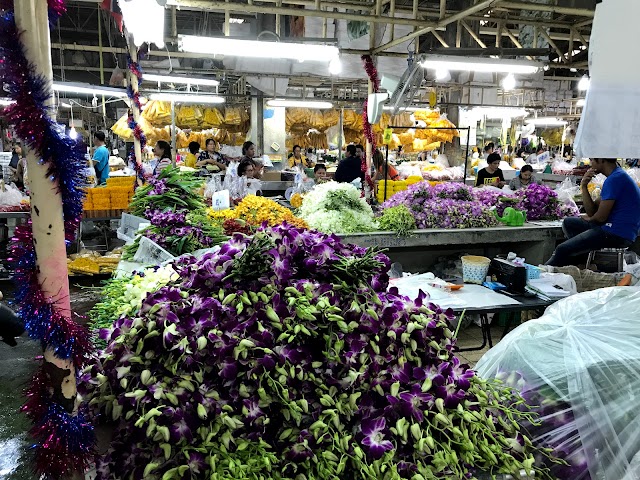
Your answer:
92,131 -> 110,184
546,158 -> 640,267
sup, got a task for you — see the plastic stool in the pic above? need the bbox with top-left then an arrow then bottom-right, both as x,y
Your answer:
585,248 -> 627,273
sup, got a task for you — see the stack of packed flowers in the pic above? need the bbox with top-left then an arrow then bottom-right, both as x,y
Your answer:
382,182 -> 498,229
208,195 -> 308,236
498,184 -> 579,221
124,168 -> 227,259
82,224 -> 560,479
298,181 -> 378,234
88,265 -> 178,347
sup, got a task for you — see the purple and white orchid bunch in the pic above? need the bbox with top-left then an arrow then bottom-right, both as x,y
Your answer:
382,182 -> 498,229
83,224 -> 558,479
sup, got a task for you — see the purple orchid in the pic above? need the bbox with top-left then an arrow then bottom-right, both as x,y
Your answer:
361,417 -> 394,459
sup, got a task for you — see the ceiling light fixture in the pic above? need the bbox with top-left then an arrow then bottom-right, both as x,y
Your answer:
60,102 -> 72,109
470,107 -> 529,119
578,75 -> 590,91
435,68 -> 449,81
382,106 -> 432,112
0,98 -> 15,106
525,117 -> 568,126
421,55 -> 542,74
53,82 -> 129,98
69,126 -> 78,140
118,0 -> 165,48
144,74 -> 220,87
267,99 -> 333,109
576,99 -> 586,107
149,93 -> 225,104
502,73 -> 516,91
328,57 -> 342,75
179,35 -> 340,63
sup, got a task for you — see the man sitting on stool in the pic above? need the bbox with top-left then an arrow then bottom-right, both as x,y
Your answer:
546,158 -> 640,267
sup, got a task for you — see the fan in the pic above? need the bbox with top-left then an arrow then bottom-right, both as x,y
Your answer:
387,54 -> 426,115
367,53 -> 426,124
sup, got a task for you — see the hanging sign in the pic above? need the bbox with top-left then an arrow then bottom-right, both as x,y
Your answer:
383,128 -> 393,145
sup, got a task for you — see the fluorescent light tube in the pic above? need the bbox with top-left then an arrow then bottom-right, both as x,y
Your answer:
266,99 -> 333,109
421,55 -> 542,74
144,74 -> 220,87
179,35 -> 339,63
383,106 -> 431,112
525,117 -> 567,126
53,82 -> 129,98
0,98 -> 15,106
149,93 -> 225,104
470,107 -> 529,119
576,99 -> 586,107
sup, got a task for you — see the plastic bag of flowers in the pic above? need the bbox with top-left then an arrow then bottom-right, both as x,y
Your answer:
82,224 -> 562,480
298,181 -> 378,233
476,287 -> 640,480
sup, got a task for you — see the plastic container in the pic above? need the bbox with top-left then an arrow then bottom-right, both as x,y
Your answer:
116,213 -> 150,243
524,263 -> 541,280
461,255 -> 491,284
132,236 -> 174,266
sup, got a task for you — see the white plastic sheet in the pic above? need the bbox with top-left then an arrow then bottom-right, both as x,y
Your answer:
476,287 -> 640,480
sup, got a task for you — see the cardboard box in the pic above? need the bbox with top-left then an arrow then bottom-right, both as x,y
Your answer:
261,171 -> 282,181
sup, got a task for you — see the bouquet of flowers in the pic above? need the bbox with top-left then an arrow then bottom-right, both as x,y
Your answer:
82,224 -> 560,479
208,195 -> 308,236
298,182 -> 378,234
382,182 -> 498,229
123,168 -> 227,259
498,184 -> 578,221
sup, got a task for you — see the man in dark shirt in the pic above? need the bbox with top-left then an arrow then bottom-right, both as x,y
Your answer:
334,145 -> 365,184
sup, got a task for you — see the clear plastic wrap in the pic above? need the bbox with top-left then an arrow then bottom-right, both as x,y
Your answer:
476,287 -> 640,480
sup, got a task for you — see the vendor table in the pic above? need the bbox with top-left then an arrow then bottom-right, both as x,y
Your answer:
340,224 -> 564,270
453,293 -> 557,352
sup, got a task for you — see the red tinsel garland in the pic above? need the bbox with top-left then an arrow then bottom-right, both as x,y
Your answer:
360,56 -> 379,189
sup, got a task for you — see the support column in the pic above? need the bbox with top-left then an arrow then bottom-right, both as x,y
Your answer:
250,87 -> 264,156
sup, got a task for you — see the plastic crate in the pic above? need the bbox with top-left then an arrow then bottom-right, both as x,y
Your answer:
116,213 -> 150,243
525,263 -> 541,280
133,236 -> 174,266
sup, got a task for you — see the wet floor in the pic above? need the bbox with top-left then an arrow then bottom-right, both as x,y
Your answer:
0,280 -> 103,480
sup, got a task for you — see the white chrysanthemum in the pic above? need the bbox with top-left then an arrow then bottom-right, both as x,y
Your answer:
298,181 -> 377,234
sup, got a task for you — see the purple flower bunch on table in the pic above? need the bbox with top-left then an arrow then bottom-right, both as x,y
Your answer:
382,181 -> 498,229
497,184 -> 578,221
83,224 -> 559,479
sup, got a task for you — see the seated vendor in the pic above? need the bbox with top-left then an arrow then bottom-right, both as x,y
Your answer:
314,164 -> 328,183
475,153 -> 505,188
372,149 -> 399,181
546,158 -> 640,267
509,165 -> 540,190
197,138 -> 227,171
288,144 -> 314,169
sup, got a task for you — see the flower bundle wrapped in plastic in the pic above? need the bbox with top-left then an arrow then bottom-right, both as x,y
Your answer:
499,184 -> 578,221
88,265 -> 178,347
207,195 -> 308,236
477,288 -> 640,480
124,168 -> 227,259
382,182 -> 498,229
298,182 -> 378,234
83,224 -> 560,480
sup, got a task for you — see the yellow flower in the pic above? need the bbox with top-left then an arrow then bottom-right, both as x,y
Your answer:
290,193 -> 304,209
234,195 -> 308,229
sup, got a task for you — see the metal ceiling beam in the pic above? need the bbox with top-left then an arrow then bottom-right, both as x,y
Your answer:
537,27 -> 566,62
431,30 -> 449,48
479,27 -> 588,43
166,0 -> 428,26
460,20 -> 486,49
493,1 -> 594,17
372,0 -> 497,54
